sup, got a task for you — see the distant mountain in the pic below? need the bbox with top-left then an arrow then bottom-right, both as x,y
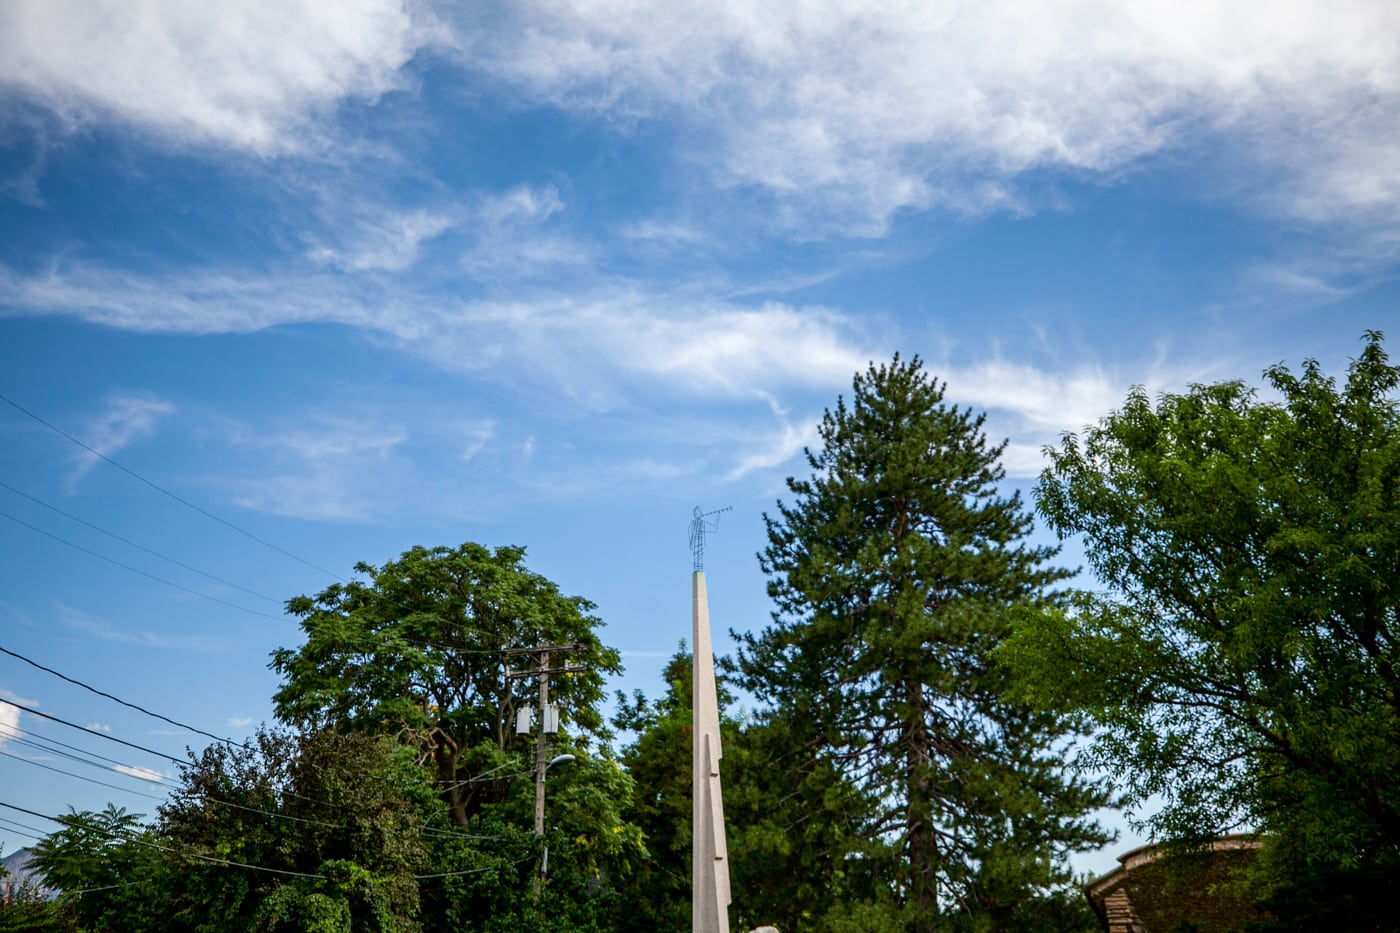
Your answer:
1,847 -> 52,899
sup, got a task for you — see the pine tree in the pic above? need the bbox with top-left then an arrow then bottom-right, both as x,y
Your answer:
735,356 -> 1109,931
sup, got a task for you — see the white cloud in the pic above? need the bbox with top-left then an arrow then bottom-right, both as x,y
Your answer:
459,185 -> 594,281
416,293 -> 880,406
0,699 -> 23,746
478,184 -> 565,226
86,723 -> 113,733
725,416 -> 819,481
1,263 -> 880,405
113,764 -> 165,783
70,392 -> 176,483
228,714 -> 253,729
459,422 -> 495,461
945,359 -> 1126,436
219,408 -> 412,521
933,351 -> 1235,478
4,1 -> 1397,239
306,207 -> 457,272
455,0 -> 1400,232
0,0 -> 427,154
0,264 -> 386,335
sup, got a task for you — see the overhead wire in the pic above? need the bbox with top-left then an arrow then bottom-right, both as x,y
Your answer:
0,800 -> 531,881
0,812 -> 49,840
0,391 -> 344,582
0,721 -> 158,774
0,402 -> 543,860
0,644 -> 244,748
0,748 -> 166,801
0,698 -> 506,843
0,479 -> 281,604
0,509 -> 289,623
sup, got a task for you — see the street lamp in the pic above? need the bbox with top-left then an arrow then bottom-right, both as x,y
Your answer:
536,753 -> 575,890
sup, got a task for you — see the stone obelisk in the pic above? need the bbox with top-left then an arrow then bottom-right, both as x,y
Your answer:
690,508 -> 731,933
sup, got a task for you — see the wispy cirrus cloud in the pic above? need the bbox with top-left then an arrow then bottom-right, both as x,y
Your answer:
52,601 -> 222,650
0,0 -> 428,155
305,206 -> 458,273
218,407 -> 413,521
454,0 -> 1400,235
68,392 -> 176,484
0,262 -> 881,406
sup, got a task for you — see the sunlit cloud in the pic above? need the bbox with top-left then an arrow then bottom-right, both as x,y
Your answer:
455,0 -> 1400,234
0,0 -> 427,154
113,764 -> 165,783
0,699 -> 24,747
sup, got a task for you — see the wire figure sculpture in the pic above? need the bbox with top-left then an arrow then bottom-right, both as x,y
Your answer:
689,506 -> 732,572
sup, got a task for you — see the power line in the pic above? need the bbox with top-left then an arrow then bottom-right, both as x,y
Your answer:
0,816 -> 48,840
0,698 -> 504,844
0,391 -> 344,581
0,800 -> 530,880
0,644 -> 245,747
0,800 -> 327,879
0,509 -> 289,622
0,721 -> 153,774
0,748 -> 166,801
0,479 -> 280,604
0,699 -> 187,765
0,646 -> 541,844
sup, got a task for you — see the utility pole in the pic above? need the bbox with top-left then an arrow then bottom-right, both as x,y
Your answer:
504,643 -> 589,892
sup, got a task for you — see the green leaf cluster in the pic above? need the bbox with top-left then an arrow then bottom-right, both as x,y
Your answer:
270,542 -> 622,827
1003,331 -> 1400,922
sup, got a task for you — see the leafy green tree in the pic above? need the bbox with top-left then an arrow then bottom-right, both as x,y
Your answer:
1006,332 -> 1400,916
609,648 -> 702,931
157,728 -> 430,933
271,542 -> 622,827
27,804 -> 167,932
735,356 -> 1112,930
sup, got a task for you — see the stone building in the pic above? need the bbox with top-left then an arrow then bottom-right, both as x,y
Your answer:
1084,835 -> 1267,932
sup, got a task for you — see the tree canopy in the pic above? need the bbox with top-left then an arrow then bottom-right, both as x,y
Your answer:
1006,332 -> 1400,883
270,542 -> 622,827
735,356 -> 1110,930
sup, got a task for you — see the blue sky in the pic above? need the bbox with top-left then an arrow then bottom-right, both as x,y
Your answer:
2,0 -> 1399,877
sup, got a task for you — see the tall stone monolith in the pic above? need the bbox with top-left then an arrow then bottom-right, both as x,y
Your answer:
692,569 -> 731,933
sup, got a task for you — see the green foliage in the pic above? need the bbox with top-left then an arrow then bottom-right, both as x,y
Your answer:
270,542 -> 622,827
735,356 -> 1113,928
1241,842 -> 1400,932
1008,332 -> 1400,882
27,804 -> 166,932
609,648 -> 699,931
157,728 -> 429,933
